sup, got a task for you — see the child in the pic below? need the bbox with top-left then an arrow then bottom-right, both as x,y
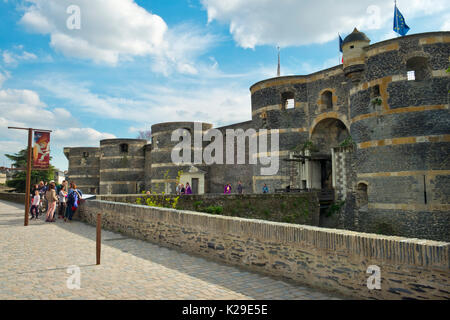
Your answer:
58,186 -> 67,219
30,190 -> 40,220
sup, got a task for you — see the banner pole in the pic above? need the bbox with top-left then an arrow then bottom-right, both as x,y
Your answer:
8,126 -> 52,227
24,128 -> 32,226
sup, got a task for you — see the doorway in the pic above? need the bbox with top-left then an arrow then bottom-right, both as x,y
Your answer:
192,178 -> 199,194
310,117 -> 350,192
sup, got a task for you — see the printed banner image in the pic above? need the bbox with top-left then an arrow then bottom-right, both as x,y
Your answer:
33,131 -> 50,169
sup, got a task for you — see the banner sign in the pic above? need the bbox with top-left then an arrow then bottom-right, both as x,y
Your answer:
33,131 -> 50,169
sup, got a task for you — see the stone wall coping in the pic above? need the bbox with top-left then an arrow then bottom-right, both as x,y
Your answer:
366,31 -> 450,51
249,31 -> 450,93
249,65 -> 342,92
91,199 -> 449,248
100,139 -> 147,144
97,193 -> 318,198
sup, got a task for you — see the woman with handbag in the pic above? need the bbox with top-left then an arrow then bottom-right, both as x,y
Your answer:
45,182 -> 58,222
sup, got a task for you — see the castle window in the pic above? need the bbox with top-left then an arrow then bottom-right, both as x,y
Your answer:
371,85 -> 380,98
321,91 -> 333,110
356,183 -> 368,209
407,70 -> 415,81
260,111 -> 267,119
406,56 -> 431,81
281,92 -> 295,110
82,152 -> 89,158
120,143 -> 128,153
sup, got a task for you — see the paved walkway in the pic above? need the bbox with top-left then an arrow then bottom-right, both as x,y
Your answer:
0,200 -> 342,300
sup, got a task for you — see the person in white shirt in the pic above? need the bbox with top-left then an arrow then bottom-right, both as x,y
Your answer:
58,186 -> 67,219
30,190 -> 40,220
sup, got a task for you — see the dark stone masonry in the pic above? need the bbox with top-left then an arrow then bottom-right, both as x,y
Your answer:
64,30 -> 450,242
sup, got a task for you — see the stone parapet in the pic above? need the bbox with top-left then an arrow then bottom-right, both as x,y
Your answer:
78,200 -> 449,300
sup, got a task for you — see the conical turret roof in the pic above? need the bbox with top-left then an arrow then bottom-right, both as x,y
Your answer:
343,28 -> 370,45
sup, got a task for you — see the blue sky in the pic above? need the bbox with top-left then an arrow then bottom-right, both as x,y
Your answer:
0,0 -> 449,171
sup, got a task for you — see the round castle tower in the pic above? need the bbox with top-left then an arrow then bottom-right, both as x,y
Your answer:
247,30 -> 449,240
346,30 -> 450,238
99,139 -> 147,194
150,122 -> 213,194
63,147 -> 100,194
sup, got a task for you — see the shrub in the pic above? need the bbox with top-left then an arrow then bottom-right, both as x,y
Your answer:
202,206 -> 223,215
326,200 -> 345,217
193,201 -> 203,210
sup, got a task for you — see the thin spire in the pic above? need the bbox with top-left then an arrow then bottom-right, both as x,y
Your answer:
277,46 -> 280,77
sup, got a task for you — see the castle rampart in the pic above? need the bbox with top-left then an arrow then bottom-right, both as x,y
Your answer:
64,30 -> 449,241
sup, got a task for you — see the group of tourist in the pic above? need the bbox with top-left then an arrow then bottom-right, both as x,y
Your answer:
30,180 -> 83,223
176,182 -> 192,195
223,181 -> 244,194
224,182 -> 269,194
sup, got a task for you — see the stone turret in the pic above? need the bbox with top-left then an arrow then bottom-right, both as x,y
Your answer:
342,28 -> 370,82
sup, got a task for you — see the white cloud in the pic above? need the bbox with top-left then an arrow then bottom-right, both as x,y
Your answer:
298,58 -> 340,75
0,86 -> 115,170
19,0 -> 217,75
0,71 -> 9,87
201,0 -> 449,48
1,48 -> 38,66
442,14 -> 450,31
34,75 -> 251,128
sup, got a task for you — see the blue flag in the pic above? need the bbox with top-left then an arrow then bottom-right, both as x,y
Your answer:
339,34 -> 343,53
394,4 -> 410,36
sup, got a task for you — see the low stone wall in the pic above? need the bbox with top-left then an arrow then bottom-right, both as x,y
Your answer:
79,200 -> 450,300
0,192 -> 26,204
96,193 -> 320,226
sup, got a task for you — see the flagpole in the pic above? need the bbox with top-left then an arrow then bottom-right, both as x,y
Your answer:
395,0 -> 400,38
277,46 -> 280,77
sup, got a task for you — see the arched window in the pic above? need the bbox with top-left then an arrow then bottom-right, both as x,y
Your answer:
406,57 -> 431,82
120,143 -> 128,153
356,183 -> 368,209
321,91 -> 333,110
371,85 -> 380,98
281,92 -> 295,110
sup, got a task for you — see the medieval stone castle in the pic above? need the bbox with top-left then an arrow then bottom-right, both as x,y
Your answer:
65,29 -> 449,241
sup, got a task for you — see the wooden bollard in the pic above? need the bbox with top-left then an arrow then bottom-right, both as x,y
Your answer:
96,213 -> 101,265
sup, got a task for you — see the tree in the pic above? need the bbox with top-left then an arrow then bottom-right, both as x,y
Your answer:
137,130 -> 152,141
5,149 -> 55,193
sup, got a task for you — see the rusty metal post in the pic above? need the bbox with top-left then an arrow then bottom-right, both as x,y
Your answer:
96,213 -> 101,265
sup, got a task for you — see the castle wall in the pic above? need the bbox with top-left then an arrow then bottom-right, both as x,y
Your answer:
99,139 -> 146,194
63,31 -> 449,241
150,122 -> 213,193
144,144 -> 152,191
63,147 -> 100,194
349,32 -> 450,241
249,66 -> 352,193
208,121 -> 255,194
78,199 -> 450,300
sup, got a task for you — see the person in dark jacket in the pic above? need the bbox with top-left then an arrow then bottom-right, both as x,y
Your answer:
64,182 -> 83,222
237,181 -> 243,194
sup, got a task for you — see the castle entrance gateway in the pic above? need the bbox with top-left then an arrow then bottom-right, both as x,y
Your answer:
308,118 -> 350,196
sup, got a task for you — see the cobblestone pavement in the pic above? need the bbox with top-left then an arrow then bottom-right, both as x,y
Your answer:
0,200 -> 342,300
